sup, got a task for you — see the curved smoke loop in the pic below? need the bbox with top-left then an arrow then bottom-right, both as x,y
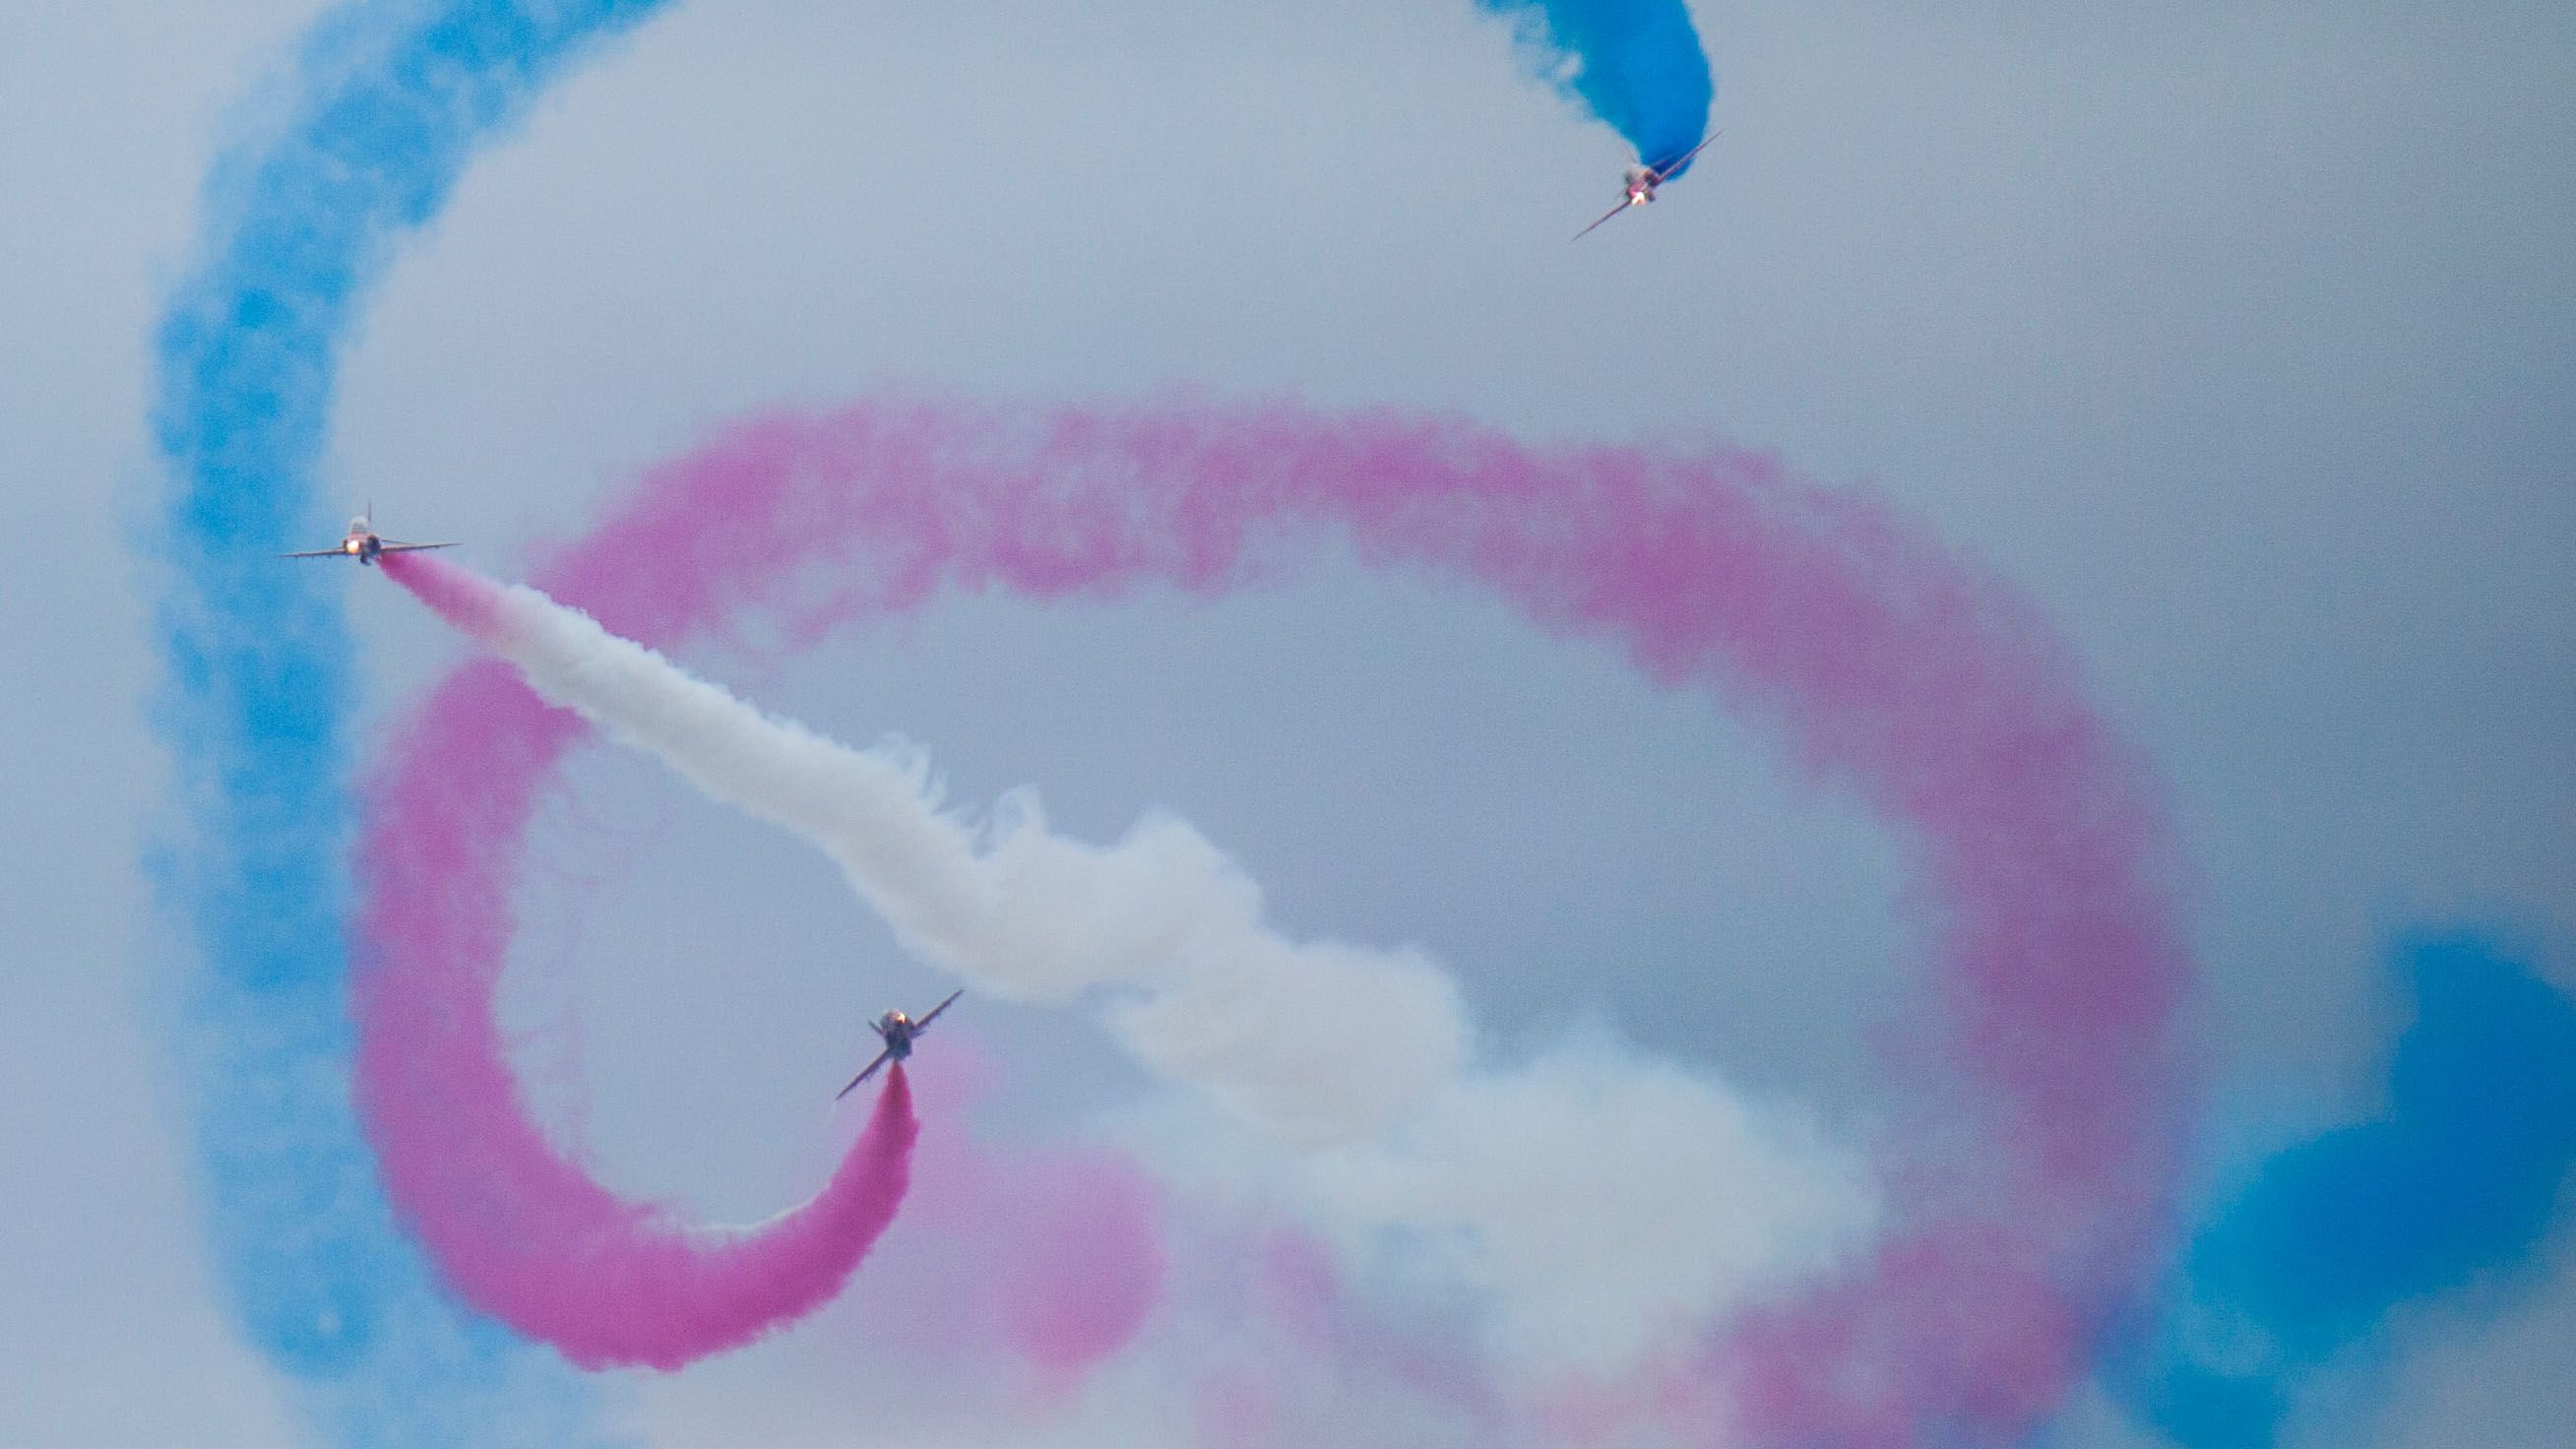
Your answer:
370,395 -> 2190,1438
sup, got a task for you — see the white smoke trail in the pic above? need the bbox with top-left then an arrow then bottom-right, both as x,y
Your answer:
450,570 -> 1874,1366
463,573 -> 1464,1142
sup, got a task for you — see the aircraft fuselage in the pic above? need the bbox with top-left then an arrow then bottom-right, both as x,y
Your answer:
338,518 -> 385,564
874,1012 -> 918,1061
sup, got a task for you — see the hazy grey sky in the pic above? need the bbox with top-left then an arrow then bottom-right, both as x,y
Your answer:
2,2 -> 2569,1444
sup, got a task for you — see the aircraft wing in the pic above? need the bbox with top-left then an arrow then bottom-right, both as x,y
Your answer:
281,548 -> 347,558
836,1047 -> 895,1101
912,988 -> 964,1032
1649,131 -> 1720,180
377,540 -> 457,553
1573,199 -> 1632,241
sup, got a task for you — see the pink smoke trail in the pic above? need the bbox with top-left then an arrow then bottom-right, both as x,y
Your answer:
377,393 -> 2188,1438
892,1072 -> 1170,1385
352,634 -> 919,1371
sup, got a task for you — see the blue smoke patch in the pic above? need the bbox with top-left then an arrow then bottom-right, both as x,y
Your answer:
151,0 -> 663,1440
1475,0 -> 1714,172
2124,929 -> 2576,1449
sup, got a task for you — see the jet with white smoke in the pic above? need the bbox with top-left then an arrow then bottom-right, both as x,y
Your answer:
386,548 -> 1876,1370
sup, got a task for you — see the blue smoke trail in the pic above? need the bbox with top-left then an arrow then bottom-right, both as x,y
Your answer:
1475,0 -> 1713,171
2127,929 -> 2576,1448
151,1 -> 664,1441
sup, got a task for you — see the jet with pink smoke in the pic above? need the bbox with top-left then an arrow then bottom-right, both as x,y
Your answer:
840,989 -> 964,1098
280,509 -> 456,566
353,652 -> 922,1372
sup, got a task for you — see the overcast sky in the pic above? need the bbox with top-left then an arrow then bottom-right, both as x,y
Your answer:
2,2 -> 2570,1445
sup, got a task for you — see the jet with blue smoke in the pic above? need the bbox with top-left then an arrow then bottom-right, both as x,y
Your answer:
1475,0 -> 1714,171
151,1 -> 664,1442
2127,929 -> 2576,1449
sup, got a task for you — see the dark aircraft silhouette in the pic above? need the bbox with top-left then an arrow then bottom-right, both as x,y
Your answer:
1574,134 -> 1720,240
282,508 -> 455,566
836,989 -> 963,1099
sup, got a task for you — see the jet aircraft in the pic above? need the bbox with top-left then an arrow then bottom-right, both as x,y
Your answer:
836,988 -> 963,1099
1573,134 -> 1720,240
282,510 -> 455,566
